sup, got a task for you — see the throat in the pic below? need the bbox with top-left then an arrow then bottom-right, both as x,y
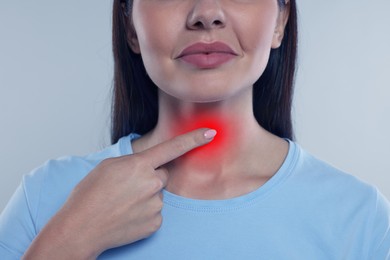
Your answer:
133,97 -> 290,200
171,112 -> 239,167
157,111 -> 245,198
162,116 -> 289,199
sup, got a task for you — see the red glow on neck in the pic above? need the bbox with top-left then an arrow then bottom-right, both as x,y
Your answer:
172,114 -> 234,161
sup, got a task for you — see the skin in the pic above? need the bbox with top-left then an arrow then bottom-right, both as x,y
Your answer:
130,0 -> 290,199
23,0 -> 290,258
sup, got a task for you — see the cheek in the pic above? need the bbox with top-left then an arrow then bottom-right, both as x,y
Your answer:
133,9 -> 178,79
234,9 -> 277,66
135,24 -> 187,100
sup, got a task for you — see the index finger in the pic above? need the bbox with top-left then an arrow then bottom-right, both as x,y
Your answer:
140,128 -> 217,169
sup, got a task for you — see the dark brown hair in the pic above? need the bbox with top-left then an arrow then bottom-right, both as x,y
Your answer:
111,0 -> 298,144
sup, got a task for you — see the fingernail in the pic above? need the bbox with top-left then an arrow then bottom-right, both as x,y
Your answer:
204,129 -> 217,140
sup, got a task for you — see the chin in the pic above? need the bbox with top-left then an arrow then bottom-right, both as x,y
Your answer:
175,92 -> 235,104
166,84 -> 247,104
184,95 -> 227,103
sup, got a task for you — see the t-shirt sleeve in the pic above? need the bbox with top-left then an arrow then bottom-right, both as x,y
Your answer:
370,189 -> 390,259
0,142 -> 121,259
0,173 -> 42,259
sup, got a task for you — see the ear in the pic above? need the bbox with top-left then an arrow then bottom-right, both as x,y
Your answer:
271,0 -> 290,49
127,27 -> 141,54
121,2 -> 141,54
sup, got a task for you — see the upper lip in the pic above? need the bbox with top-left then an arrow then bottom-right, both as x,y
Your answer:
176,41 -> 238,58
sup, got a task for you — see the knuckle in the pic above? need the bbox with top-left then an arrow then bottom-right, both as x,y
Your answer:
130,153 -> 143,162
100,157 -> 115,167
158,191 -> 164,201
154,197 -> 164,212
151,215 -> 163,231
150,178 -> 164,193
145,215 -> 162,236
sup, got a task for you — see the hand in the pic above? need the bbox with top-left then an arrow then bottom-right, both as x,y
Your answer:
23,128 -> 216,259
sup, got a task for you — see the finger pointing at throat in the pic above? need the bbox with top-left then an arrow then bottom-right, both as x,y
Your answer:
141,128 -> 217,170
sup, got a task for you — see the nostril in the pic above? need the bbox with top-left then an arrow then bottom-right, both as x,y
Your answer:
214,20 -> 223,26
191,19 -> 224,30
194,21 -> 204,28
187,13 -> 226,30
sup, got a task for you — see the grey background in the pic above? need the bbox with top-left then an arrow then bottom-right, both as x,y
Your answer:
1,0 -> 389,212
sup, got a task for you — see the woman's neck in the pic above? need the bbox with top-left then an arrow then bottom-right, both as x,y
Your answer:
132,89 -> 289,199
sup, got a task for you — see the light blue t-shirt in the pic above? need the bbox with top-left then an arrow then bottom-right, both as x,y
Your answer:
0,134 -> 389,259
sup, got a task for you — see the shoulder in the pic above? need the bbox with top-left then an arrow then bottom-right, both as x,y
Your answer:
22,134 -> 137,232
285,141 -> 390,221
288,141 -> 390,256
279,141 -> 385,216
290,142 -> 377,196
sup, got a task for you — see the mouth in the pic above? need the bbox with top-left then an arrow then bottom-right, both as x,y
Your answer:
176,41 -> 238,69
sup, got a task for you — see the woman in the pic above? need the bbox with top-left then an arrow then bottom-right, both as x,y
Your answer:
1,0 -> 389,259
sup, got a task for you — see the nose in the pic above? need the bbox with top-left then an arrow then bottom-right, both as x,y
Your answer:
186,0 -> 226,30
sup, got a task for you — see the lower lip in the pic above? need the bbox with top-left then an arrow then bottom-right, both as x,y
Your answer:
179,53 -> 236,69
